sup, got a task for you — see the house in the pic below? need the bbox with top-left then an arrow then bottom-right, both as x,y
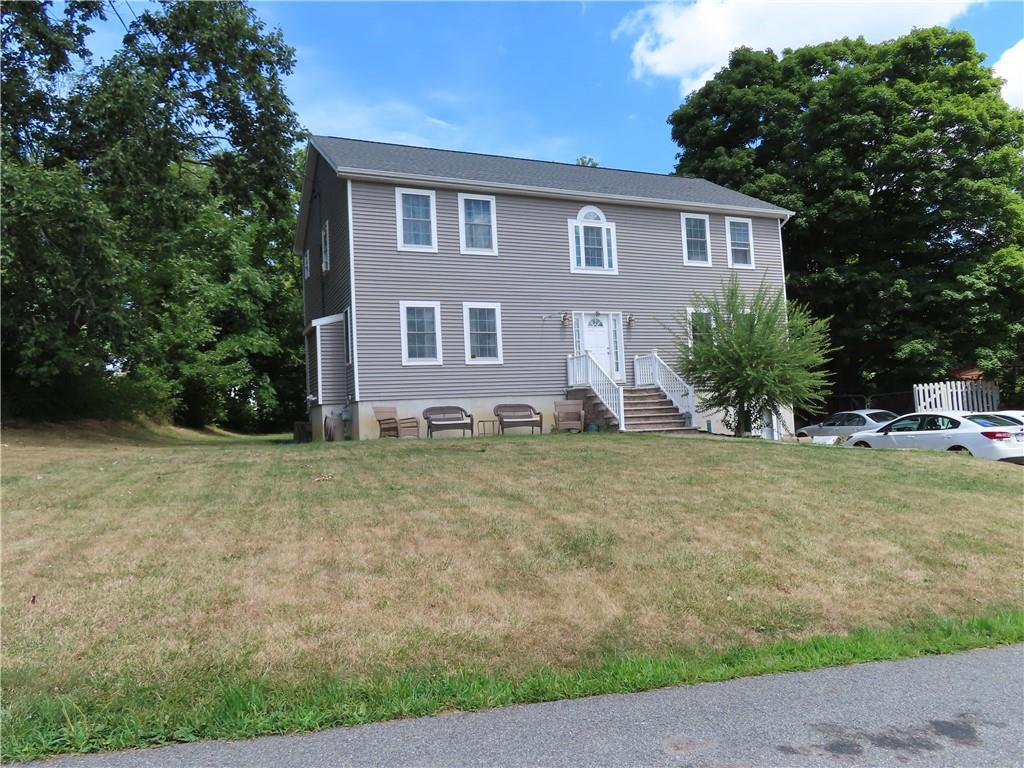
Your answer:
295,136 -> 796,440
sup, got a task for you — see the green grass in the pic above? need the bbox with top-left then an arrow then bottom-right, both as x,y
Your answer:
3,610 -> 1020,762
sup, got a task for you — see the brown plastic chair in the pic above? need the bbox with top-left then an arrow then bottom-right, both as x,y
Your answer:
422,406 -> 473,438
493,403 -> 543,435
373,406 -> 420,438
554,399 -> 585,432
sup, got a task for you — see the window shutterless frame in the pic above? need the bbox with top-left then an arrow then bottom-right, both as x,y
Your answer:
457,193 -> 498,255
399,300 -> 443,365
320,220 -> 330,271
303,249 -> 310,279
680,213 -> 712,266
395,187 -> 438,253
725,216 -> 755,269
686,306 -> 715,346
568,206 -> 618,274
461,302 -> 503,364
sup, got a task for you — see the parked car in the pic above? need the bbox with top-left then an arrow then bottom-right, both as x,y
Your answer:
845,411 -> 1024,463
996,410 -> 1024,425
796,409 -> 900,439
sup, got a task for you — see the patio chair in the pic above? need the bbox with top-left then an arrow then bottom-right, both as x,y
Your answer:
553,399 -> 585,433
493,403 -> 543,435
373,406 -> 420,438
422,406 -> 474,438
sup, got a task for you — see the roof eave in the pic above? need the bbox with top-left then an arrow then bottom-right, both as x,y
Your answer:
331,166 -> 795,219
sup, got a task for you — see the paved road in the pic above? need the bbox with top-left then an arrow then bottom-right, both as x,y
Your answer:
28,646 -> 1024,767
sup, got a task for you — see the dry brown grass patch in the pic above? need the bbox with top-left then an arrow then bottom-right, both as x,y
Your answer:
3,427 -> 1022,693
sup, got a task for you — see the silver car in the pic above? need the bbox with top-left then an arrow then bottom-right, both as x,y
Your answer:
797,409 -> 900,439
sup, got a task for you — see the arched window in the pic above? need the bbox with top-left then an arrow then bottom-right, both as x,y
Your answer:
568,206 -> 617,273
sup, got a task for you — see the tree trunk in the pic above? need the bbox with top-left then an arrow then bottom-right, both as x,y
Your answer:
734,404 -> 749,437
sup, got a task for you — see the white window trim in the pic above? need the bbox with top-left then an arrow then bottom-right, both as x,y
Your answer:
681,213 -> 712,267
457,193 -> 498,256
462,302 -> 503,365
725,216 -> 755,269
686,306 -> 715,347
568,206 -> 618,275
399,300 -> 443,366
571,310 -> 625,381
321,220 -> 330,272
395,187 -> 438,253
303,249 -> 311,279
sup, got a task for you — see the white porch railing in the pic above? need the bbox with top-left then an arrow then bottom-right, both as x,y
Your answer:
633,350 -> 696,424
567,352 -> 625,430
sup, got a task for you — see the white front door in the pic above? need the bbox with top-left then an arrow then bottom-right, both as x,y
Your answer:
582,313 -> 614,376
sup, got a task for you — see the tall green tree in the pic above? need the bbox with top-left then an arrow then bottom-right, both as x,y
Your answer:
678,278 -> 833,436
669,28 -> 1024,400
1,0 -> 305,428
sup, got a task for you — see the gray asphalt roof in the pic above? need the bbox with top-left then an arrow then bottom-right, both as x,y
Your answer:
311,136 -> 791,216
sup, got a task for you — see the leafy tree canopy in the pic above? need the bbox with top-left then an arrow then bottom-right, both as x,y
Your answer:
1,1 -> 305,429
669,27 -> 1024,400
678,277 -> 833,436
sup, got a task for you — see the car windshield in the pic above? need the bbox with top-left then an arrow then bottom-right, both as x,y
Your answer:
966,414 -> 1019,427
868,411 -> 898,423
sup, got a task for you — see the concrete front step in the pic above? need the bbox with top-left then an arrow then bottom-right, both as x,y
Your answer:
622,417 -> 688,430
622,428 -> 696,434
625,405 -> 679,415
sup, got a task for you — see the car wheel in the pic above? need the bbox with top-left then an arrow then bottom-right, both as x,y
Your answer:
796,432 -> 808,438
948,446 -> 972,456
854,441 -> 871,448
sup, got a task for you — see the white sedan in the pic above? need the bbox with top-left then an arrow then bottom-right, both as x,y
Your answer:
996,410 -> 1024,425
845,411 -> 1024,463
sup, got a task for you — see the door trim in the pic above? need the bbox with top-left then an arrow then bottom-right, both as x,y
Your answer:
571,311 -> 625,381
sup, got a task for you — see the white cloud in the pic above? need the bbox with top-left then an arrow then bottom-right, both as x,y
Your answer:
992,38 -> 1024,109
616,0 -> 979,96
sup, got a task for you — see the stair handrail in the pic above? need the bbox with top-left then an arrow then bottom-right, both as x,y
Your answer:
567,351 -> 625,430
633,350 -> 695,424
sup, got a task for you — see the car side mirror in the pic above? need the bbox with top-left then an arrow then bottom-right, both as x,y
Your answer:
879,426 -> 891,434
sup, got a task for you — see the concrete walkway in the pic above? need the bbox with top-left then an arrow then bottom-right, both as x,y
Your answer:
29,645 -> 1024,767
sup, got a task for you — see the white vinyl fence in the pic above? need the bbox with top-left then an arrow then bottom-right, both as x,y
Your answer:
912,380 -> 1000,412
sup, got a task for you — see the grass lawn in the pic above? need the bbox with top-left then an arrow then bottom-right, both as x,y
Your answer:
2,422 -> 1022,760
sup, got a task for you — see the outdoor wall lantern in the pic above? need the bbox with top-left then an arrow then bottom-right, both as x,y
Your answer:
625,313 -> 636,327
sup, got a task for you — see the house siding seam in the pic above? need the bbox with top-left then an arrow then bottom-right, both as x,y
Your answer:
350,180 -> 786,402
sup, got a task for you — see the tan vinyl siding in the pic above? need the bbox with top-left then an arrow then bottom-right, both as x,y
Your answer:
351,180 -> 787,402
317,319 -> 348,403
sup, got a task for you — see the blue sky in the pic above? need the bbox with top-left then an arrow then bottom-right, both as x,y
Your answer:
89,1 -> 1023,174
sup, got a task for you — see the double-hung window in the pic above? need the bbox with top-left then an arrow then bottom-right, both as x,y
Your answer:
725,217 -> 755,269
396,188 -> 438,252
687,308 -> 714,346
303,249 -> 311,280
462,302 -> 503,364
458,193 -> 498,255
320,220 -> 330,271
681,213 -> 711,266
400,301 -> 442,365
568,206 -> 617,274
